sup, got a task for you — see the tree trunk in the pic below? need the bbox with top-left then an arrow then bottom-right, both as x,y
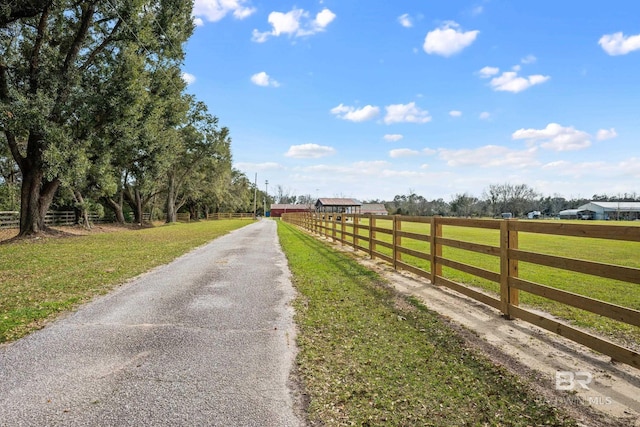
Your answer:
135,189 -> 143,225
165,173 -> 177,223
18,148 -> 60,237
104,194 -> 125,223
73,189 -> 91,229
190,205 -> 197,220
17,160 -> 60,237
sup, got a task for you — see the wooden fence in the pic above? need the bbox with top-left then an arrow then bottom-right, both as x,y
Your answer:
282,212 -> 640,370
206,212 -> 254,220
0,211 -> 104,229
1,211 -> 255,227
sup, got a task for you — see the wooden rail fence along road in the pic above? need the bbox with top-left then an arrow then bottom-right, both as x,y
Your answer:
1,211 -> 255,227
0,211 -> 104,229
282,212 -> 640,370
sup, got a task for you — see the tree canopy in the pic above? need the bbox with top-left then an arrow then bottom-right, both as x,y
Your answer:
0,0 -> 258,235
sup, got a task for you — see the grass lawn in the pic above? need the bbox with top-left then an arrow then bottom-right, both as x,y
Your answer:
278,221 -> 577,426
0,220 -> 251,343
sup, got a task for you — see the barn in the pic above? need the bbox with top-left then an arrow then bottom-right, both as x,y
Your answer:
558,209 -> 580,220
315,198 -> 362,215
575,201 -> 640,220
361,203 -> 389,215
269,203 -> 314,218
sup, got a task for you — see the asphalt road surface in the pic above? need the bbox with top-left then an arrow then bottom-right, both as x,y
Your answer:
0,219 -> 304,426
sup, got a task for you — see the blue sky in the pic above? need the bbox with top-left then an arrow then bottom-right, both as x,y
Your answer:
184,1 -> 640,202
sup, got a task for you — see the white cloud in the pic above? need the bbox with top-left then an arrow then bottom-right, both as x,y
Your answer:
478,66 -> 500,78
479,111 -> 490,120
383,134 -> 404,142
619,157 -> 640,178
423,21 -> 479,57
193,0 -> 256,23
352,160 -> 391,173
181,72 -> 196,85
330,104 -> 380,122
512,123 -> 592,151
449,110 -> 462,117
542,160 -> 570,170
488,71 -> 550,93
384,102 -> 431,124
252,8 -> 335,42
438,145 -> 539,168
390,148 -> 420,158
423,148 -> 437,155
398,13 -> 413,28
193,17 -> 204,27
479,63 -> 549,93
285,143 -> 336,159
250,71 -> 280,87
314,8 -> 336,29
599,32 -> 640,56
235,161 -> 283,171
596,128 -> 618,140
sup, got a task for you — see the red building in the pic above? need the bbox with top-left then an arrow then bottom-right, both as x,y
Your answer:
269,203 -> 314,218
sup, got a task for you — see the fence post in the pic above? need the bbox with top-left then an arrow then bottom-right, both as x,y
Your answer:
393,215 -> 402,269
369,214 -> 376,259
331,214 -> 337,241
500,220 -> 520,319
324,213 -> 329,239
340,214 -> 346,245
430,216 -> 442,285
353,214 -> 359,250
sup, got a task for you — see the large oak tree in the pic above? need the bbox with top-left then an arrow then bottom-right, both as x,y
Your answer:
0,0 -> 194,236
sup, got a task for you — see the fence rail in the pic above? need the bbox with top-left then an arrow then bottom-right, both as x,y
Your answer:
0,211 -> 105,229
282,212 -> 640,370
206,212 -> 254,220
0,211 -> 255,228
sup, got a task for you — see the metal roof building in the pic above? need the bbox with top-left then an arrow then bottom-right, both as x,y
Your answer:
575,201 -> 640,220
361,203 -> 389,215
315,198 -> 362,214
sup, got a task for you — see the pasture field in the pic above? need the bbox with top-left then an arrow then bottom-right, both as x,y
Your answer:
277,221 -> 577,426
0,220 -> 251,343
334,218 -> 640,348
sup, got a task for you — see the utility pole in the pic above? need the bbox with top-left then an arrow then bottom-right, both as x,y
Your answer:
253,173 -> 257,219
264,180 -> 269,217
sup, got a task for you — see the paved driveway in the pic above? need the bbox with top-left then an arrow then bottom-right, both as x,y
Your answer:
0,220 -> 303,426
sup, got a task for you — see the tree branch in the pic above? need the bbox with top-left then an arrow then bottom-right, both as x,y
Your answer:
0,64 -> 26,171
52,2 -> 96,119
0,0 -> 53,26
28,5 -> 50,94
80,19 -> 123,71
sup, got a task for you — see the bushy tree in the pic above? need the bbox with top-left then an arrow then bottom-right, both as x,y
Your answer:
0,0 -> 194,236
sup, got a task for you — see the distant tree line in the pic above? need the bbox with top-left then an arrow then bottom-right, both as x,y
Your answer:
260,183 -> 639,219
375,184 -> 640,218
0,1 -> 263,236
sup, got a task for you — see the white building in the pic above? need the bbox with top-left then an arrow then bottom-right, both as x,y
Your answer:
574,202 -> 640,220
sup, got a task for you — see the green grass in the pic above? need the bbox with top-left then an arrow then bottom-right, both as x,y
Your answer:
0,220 -> 251,343
324,218 -> 640,347
278,221 -> 577,426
